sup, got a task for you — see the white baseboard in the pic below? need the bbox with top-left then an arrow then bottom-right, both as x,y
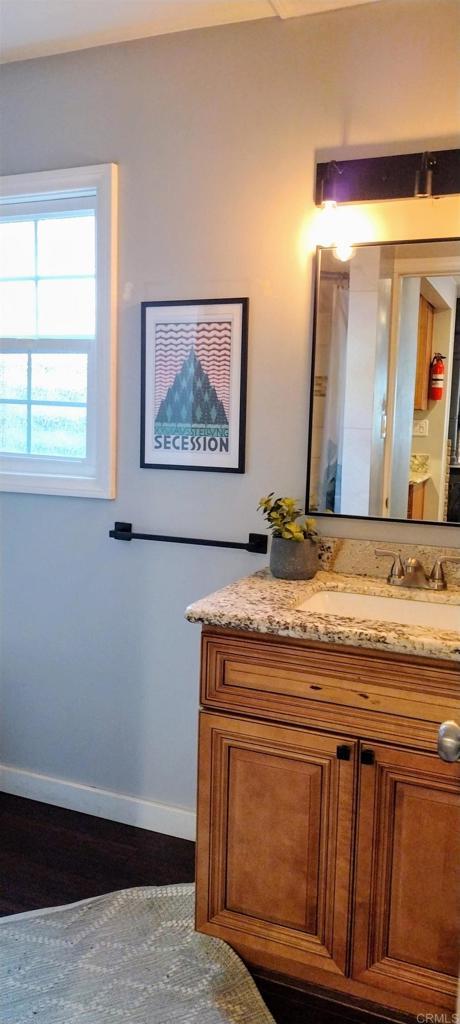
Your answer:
0,764 -> 196,841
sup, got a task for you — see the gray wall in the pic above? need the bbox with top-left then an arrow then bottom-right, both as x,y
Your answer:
1,0 -> 459,818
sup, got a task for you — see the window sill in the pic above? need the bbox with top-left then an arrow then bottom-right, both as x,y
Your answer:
0,472 -> 115,499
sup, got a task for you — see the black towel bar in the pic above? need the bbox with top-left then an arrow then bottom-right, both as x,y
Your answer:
109,522 -> 268,554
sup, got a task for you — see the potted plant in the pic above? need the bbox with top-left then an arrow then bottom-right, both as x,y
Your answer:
258,493 -> 319,580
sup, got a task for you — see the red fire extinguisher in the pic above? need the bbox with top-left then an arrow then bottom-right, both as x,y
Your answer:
429,353 -> 446,401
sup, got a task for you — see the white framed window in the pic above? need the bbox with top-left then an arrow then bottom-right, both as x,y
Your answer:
0,163 -> 118,498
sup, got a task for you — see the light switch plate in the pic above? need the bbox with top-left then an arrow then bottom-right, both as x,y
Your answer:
413,419 -> 429,437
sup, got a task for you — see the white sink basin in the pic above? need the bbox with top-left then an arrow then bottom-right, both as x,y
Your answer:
296,590 -> 460,631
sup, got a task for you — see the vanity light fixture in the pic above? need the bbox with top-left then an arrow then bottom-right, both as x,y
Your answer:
314,147 -> 460,261
414,151 -> 436,198
315,148 -> 460,206
319,160 -> 341,206
319,161 -> 355,261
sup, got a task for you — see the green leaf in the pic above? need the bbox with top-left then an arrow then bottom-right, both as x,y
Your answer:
258,494 -> 317,539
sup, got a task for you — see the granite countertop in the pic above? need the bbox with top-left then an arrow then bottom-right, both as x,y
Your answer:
186,569 -> 460,662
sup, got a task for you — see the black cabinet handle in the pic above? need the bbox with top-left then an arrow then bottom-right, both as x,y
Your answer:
361,749 -> 375,765
337,745 -> 351,761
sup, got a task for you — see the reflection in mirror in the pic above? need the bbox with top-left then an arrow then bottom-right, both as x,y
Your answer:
307,239 -> 460,524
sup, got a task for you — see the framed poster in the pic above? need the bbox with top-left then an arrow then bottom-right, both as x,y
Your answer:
141,298 -> 248,472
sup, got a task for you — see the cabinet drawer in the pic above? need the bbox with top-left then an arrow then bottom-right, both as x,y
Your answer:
201,628 -> 459,746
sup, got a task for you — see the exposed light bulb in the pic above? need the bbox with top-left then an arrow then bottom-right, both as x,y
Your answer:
317,201 -> 356,259
334,241 -> 355,262
306,202 -> 375,259
318,201 -> 338,247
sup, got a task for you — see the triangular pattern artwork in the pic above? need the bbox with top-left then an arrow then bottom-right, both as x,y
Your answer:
155,347 -> 228,428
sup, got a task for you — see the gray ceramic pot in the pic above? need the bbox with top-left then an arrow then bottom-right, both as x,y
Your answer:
270,536 -> 318,581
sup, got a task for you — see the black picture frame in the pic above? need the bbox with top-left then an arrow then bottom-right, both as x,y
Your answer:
141,298 -> 248,472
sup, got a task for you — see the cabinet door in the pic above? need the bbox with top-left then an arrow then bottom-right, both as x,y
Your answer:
196,712 -> 357,977
414,294 -> 434,410
352,743 -> 460,1009
407,479 -> 426,520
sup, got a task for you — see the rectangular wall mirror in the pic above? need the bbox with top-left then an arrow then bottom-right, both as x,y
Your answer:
307,238 -> 460,525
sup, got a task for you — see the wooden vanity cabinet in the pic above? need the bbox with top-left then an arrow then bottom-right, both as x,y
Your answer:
196,627 -> 460,1018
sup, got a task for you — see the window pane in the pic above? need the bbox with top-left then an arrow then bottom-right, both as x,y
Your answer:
31,405 -> 86,458
0,280 -> 36,337
0,220 -> 35,278
37,214 -> 95,277
31,354 -> 87,403
0,403 -> 28,453
37,279 -> 95,337
0,353 -> 28,399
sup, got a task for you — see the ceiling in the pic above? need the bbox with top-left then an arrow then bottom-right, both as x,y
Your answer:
0,0 -> 383,64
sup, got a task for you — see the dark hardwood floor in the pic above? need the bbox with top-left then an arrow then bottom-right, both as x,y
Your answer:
0,791 -> 195,916
0,792 -> 413,1024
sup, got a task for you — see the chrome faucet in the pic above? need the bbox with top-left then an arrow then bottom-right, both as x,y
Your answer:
375,550 -> 460,591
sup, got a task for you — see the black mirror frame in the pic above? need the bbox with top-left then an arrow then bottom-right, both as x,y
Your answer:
305,236 -> 460,529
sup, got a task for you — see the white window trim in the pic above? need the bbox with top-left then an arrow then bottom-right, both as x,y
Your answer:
0,163 -> 118,499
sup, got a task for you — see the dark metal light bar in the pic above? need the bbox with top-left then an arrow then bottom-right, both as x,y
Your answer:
315,148 -> 460,205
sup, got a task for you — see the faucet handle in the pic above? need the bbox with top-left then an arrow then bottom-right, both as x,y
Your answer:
375,548 -> 405,583
429,556 -> 460,591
